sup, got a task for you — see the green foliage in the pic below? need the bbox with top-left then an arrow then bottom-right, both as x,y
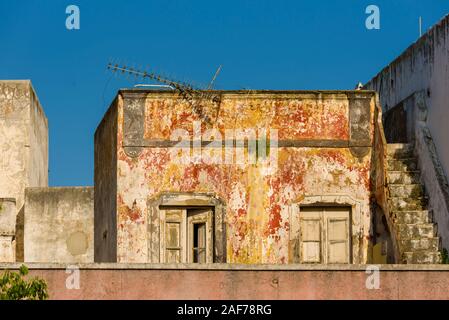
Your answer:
442,248 -> 449,264
0,265 -> 49,300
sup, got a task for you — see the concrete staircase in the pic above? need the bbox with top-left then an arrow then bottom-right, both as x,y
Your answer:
387,143 -> 441,264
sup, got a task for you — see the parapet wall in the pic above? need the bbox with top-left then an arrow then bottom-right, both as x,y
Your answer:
1,263 -> 449,300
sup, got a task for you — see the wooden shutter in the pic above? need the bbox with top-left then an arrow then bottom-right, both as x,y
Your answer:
160,209 -> 186,263
326,208 -> 350,264
299,209 -> 322,263
298,206 -> 351,264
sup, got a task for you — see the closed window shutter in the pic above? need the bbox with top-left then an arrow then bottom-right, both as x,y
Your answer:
300,217 -> 321,263
161,209 -> 185,263
326,215 -> 350,264
165,222 -> 181,263
298,206 -> 351,264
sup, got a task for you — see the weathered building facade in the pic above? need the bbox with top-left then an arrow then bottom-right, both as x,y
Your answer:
95,90 -> 384,264
4,14 -> 449,266
3,13 -> 449,301
0,83 -> 444,266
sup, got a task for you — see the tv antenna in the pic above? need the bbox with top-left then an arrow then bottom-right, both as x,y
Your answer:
107,62 -> 222,124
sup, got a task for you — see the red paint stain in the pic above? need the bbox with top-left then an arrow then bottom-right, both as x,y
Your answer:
237,208 -> 246,217
329,112 -> 349,140
143,149 -> 170,174
348,162 -> 371,191
180,166 -> 201,190
118,149 -> 139,170
235,219 -> 247,241
118,199 -> 142,223
267,204 -> 282,236
319,149 -> 346,165
179,163 -> 228,193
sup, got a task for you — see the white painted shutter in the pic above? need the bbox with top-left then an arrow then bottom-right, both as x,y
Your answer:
326,208 -> 350,264
298,206 -> 351,264
299,210 -> 322,263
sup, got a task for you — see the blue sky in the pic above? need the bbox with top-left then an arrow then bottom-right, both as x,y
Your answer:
1,0 -> 448,186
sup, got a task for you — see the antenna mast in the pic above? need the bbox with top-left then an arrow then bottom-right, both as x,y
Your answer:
107,62 -> 222,124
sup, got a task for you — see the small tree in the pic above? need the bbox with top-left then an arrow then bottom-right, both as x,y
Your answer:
0,265 -> 49,300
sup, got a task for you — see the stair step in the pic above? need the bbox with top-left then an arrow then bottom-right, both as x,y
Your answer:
387,144 -> 442,264
396,223 -> 436,239
391,210 -> 430,224
389,197 -> 428,211
387,171 -> 420,184
399,238 -> 439,251
387,143 -> 414,159
388,184 -> 424,198
402,251 -> 441,264
387,158 -> 418,171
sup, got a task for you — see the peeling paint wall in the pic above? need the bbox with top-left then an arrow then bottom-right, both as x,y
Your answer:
97,90 -> 377,264
24,187 -> 94,263
0,80 -> 48,262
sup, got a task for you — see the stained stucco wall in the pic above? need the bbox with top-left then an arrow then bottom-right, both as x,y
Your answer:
94,98 -> 118,262
106,90 -> 377,264
365,14 -> 449,181
0,80 -> 48,262
24,187 -> 94,263
0,80 -> 48,211
27,88 -> 48,188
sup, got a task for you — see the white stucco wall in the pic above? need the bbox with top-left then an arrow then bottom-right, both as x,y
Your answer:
365,14 -> 449,181
0,80 -> 48,262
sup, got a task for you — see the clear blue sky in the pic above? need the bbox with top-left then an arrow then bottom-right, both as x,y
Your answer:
1,0 -> 448,186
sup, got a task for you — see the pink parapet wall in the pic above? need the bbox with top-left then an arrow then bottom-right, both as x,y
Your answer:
4,263 -> 449,300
